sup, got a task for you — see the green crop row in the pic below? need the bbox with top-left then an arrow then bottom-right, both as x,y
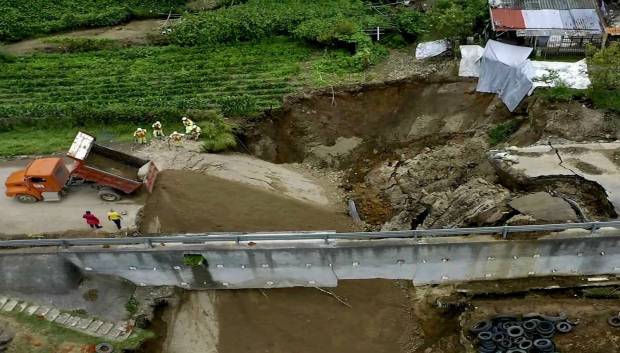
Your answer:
0,39 -> 315,130
0,0 -> 187,42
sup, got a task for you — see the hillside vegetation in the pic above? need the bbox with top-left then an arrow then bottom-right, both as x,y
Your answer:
0,0 -> 186,42
0,0 -> 492,155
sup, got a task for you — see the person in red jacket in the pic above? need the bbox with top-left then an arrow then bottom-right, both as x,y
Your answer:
83,211 -> 103,229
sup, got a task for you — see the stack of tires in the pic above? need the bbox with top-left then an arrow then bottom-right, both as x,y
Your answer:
470,313 -> 574,353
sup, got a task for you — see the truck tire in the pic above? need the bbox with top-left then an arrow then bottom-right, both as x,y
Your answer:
98,188 -> 121,202
16,194 -> 38,203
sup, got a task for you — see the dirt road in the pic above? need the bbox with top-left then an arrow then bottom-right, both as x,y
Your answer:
2,19 -> 166,55
0,159 -> 143,237
140,170 -> 355,233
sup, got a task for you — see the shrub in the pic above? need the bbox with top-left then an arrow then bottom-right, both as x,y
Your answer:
587,43 -> 620,112
169,0 -> 388,54
421,0 -> 488,40
125,296 -> 139,315
0,50 -> 16,63
394,9 -> 426,41
488,120 -> 520,145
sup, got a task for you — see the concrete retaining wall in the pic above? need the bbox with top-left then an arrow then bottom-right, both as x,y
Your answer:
1,232 -> 620,290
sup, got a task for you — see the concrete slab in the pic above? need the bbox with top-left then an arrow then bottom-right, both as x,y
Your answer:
87,320 -> 103,333
45,308 -> 60,321
98,322 -> 114,335
66,316 -> 81,327
0,159 -> 144,237
509,192 -> 577,222
35,307 -> 50,316
24,305 -> 39,315
513,142 -> 620,213
1,300 -> 17,312
77,318 -> 93,330
55,313 -> 70,325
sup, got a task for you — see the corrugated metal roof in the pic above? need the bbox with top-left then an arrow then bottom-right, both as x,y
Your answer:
569,9 -> 603,30
491,7 -> 602,32
523,9 -> 564,28
491,8 -> 526,30
489,0 -> 598,10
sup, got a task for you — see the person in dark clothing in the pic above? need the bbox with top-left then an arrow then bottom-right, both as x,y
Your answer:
83,211 -> 102,229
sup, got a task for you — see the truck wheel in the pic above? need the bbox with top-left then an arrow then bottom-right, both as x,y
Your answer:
16,194 -> 38,203
98,189 -> 121,202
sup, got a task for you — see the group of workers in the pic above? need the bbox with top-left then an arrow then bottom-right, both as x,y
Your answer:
133,116 -> 202,145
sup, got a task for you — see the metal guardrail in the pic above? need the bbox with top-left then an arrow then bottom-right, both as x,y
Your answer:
1,221 -> 620,250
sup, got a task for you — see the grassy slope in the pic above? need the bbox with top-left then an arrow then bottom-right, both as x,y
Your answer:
3,310 -> 153,352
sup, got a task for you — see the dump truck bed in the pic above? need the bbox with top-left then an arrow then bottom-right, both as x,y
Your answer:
67,132 -> 158,195
84,145 -> 143,181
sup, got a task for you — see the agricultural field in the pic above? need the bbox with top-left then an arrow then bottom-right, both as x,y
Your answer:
0,0 -> 493,156
0,0 -> 186,42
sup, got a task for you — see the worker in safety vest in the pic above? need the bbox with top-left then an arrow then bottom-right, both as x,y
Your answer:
181,116 -> 194,134
170,131 -> 184,146
190,124 -> 202,141
152,121 -> 164,140
133,128 -> 147,144
107,209 -> 123,230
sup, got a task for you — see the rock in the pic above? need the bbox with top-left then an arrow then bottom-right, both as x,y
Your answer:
419,178 -> 511,228
509,192 -> 577,222
506,214 -> 538,225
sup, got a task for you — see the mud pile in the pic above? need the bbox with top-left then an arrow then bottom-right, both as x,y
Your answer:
139,170 -> 355,233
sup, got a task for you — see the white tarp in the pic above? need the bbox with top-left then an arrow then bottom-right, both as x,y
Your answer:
476,40 -> 534,112
415,39 -> 450,59
530,59 -> 591,89
458,45 -> 484,77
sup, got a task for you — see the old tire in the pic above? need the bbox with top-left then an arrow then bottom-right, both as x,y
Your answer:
95,343 -> 114,353
607,316 -> 620,327
16,194 -> 37,203
98,188 -> 121,202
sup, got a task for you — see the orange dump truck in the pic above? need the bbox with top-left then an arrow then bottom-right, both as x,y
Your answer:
5,132 -> 158,203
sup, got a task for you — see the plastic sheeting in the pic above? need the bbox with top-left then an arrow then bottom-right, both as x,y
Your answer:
458,45 -> 484,77
415,39 -> 450,59
476,40 -> 533,112
530,59 -> 591,89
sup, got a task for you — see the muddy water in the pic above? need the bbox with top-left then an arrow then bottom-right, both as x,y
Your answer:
139,170 -> 355,233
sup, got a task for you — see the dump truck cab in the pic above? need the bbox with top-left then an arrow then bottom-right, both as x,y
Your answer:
4,158 -> 71,203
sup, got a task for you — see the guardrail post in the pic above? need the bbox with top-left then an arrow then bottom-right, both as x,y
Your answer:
324,234 -> 329,244
144,239 -> 152,248
60,240 -> 69,249
591,222 -> 599,234
236,236 -> 240,245
502,226 -> 509,239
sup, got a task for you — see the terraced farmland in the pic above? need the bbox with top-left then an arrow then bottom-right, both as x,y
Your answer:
0,39 -> 313,129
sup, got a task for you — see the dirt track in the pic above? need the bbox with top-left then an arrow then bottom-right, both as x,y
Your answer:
140,170 -> 355,233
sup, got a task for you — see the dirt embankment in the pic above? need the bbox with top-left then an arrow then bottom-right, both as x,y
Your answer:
139,170 -> 355,233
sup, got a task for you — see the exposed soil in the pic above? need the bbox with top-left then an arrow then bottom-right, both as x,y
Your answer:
139,170 -> 355,233
215,280 -> 420,353
2,19 -> 167,55
85,152 -> 139,180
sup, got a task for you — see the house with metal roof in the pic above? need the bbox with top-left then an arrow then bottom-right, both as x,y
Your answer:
489,0 -> 610,55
